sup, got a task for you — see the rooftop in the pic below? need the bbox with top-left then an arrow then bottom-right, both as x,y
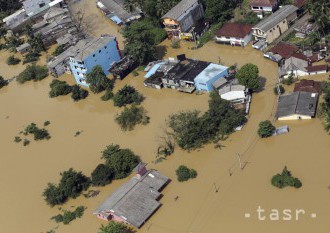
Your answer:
99,0 -> 141,21
194,63 -> 228,82
216,23 -> 252,38
276,91 -> 318,118
293,80 -> 321,94
94,169 -> 169,228
250,0 -> 277,7
162,0 -> 199,20
267,42 -> 299,59
253,5 -> 298,32
306,64 -> 328,73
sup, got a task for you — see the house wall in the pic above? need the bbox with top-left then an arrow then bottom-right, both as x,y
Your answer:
215,33 -> 252,46
195,69 -> 229,92
220,91 -> 246,103
265,20 -> 289,43
70,38 -> 121,86
278,114 -> 312,120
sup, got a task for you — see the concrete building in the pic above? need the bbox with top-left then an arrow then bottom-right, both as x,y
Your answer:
252,5 -> 298,46
96,0 -> 142,25
22,0 -> 65,17
276,91 -> 318,120
194,63 -> 229,92
68,35 -> 121,86
264,42 -> 299,62
250,0 -> 279,18
215,23 -> 253,46
161,0 -> 204,39
93,163 -> 169,228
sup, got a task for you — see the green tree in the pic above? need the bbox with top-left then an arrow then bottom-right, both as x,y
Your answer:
71,85 -> 89,101
28,33 -> 46,53
176,165 -> 198,182
86,65 -> 114,93
91,164 -> 114,186
236,63 -> 260,91
99,221 -> 131,233
205,0 -> 238,23
113,85 -> 144,107
122,19 -> 161,64
16,64 -> 48,83
115,105 -> 149,131
0,76 -> 8,88
271,166 -> 302,189
43,183 -> 66,206
49,80 -> 72,98
102,144 -> 140,179
101,89 -> 114,101
6,55 -> 20,65
307,0 -> 330,35
257,120 -> 275,138
0,0 -> 21,18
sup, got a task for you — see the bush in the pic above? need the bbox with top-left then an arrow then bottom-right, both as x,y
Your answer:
24,123 -> 50,140
113,85 -> 144,107
273,85 -> 285,95
71,85 -> 89,101
99,221 -> 131,233
14,136 -> 22,143
281,73 -> 295,85
271,166 -> 302,189
176,165 -> 198,182
43,168 -> 91,206
102,144 -> 140,179
49,80 -> 72,98
171,38 -> 180,49
86,65 -> 114,93
257,120 -> 275,138
16,64 -> 48,83
91,164 -> 114,186
198,22 -> 222,48
115,105 -> 149,131
44,121 -> 50,126
6,55 -> 20,65
101,90 -> 113,101
23,51 -> 41,64
51,206 -> 85,225
23,139 -> 30,146
0,76 -> 8,88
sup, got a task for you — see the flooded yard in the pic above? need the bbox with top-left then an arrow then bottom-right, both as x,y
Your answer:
1,2 -> 330,233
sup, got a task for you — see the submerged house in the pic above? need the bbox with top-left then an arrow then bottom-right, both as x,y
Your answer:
250,0 -> 279,18
252,5 -> 298,48
276,91 -> 318,120
161,0 -> 204,39
93,163 -> 169,228
293,80 -> 321,94
68,35 -> 121,86
96,0 -> 142,25
264,42 -> 299,62
215,23 -> 253,47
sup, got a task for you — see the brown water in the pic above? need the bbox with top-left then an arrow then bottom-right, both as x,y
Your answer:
1,2 -> 330,232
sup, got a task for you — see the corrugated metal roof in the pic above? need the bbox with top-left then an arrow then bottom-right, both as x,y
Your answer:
162,0 -> 199,20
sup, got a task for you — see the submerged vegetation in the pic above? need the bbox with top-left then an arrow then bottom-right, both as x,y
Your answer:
16,64 -> 48,84
168,92 -> 246,151
49,80 -> 88,101
271,166 -> 302,189
113,85 -> 144,107
0,76 -> 8,88
176,165 -> 197,182
99,221 -> 132,233
51,206 -> 86,225
236,63 -> 260,91
115,105 -> 149,131
257,120 -> 275,138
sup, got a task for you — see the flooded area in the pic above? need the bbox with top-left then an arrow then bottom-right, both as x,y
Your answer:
1,2 -> 330,233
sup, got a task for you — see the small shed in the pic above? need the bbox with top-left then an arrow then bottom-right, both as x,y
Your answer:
16,43 -> 31,54
273,126 -> 290,136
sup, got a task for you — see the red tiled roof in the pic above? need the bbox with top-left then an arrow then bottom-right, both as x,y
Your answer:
306,65 -> 328,73
294,0 -> 307,8
291,52 -> 309,61
268,42 -> 299,59
216,23 -> 252,38
293,80 -> 321,94
250,0 -> 277,7
308,53 -> 319,63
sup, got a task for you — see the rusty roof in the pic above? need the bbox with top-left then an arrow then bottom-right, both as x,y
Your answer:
216,23 -> 252,38
268,42 -> 299,59
293,80 -> 321,94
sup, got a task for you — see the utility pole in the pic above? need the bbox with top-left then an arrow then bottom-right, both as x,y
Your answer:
213,182 -> 219,193
229,168 -> 232,176
237,153 -> 243,170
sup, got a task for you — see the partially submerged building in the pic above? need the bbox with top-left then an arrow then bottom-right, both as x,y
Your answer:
162,0 -> 204,39
93,163 -> 169,228
68,35 -> 121,86
215,23 -> 253,47
264,42 -> 299,62
293,80 -> 321,94
252,5 -> 298,48
276,91 -> 318,120
96,0 -> 142,25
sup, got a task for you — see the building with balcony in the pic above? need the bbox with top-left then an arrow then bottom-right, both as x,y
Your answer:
215,23 -> 253,46
252,5 -> 298,46
67,35 -> 121,86
250,0 -> 279,18
161,0 -> 204,39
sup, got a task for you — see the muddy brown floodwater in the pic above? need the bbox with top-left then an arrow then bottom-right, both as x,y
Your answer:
1,2 -> 330,232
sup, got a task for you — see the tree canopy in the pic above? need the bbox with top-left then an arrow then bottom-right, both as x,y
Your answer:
115,105 -> 149,131
257,120 -> 275,138
0,76 -> 8,89
205,0 -> 238,23
113,85 -> 144,107
176,165 -> 197,182
102,144 -> 140,179
271,166 -> 302,189
236,63 -> 260,91
99,221 -> 132,233
307,0 -> 330,35
86,65 -> 114,93
16,64 -> 48,84
91,164 -> 114,186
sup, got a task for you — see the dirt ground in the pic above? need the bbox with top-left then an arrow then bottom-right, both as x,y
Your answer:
1,1 -> 330,233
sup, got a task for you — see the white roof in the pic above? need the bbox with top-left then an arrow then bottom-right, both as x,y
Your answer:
221,91 -> 246,101
194,63 -> 228,82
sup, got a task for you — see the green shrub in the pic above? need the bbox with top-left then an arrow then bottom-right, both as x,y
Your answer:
176,165 -> 198,182
281,74 -> 295,85
71,85 -> 89,101
198,22 -> 222,48
49,80 -> 72,98
0,76 -> 8,88
86,65 -> 114,93
99,221 -> 131,233
23,51 -> 41,64
23,139 -> 30,146
171,39 -> 180,49
257,120 -> 275,138
271,166 -> 302,189
44,121 -> 50,126
273,85 -> 285,95
14,136 -> 22,143
51,206 -> 86,225
115,105 -> 149,131
16,64 -> 48,83
113,85 -> 144,107
24,123 -> 50,140
6,55 -> 21,65
101,90 -> 114,101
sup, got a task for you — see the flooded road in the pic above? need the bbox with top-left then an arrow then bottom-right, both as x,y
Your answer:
1,2 -> 330,232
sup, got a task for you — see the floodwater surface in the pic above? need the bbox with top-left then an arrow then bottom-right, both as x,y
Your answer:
1,2 -> 330,233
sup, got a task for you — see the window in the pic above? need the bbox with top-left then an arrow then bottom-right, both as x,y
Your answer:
283,20 -> 286,23
104,46 -> 107,49
270,30 -> 272,32
77,72 -> 80,75
99,50 -> 101,53
39,3 -> 45,8
93,54 -> 95,57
